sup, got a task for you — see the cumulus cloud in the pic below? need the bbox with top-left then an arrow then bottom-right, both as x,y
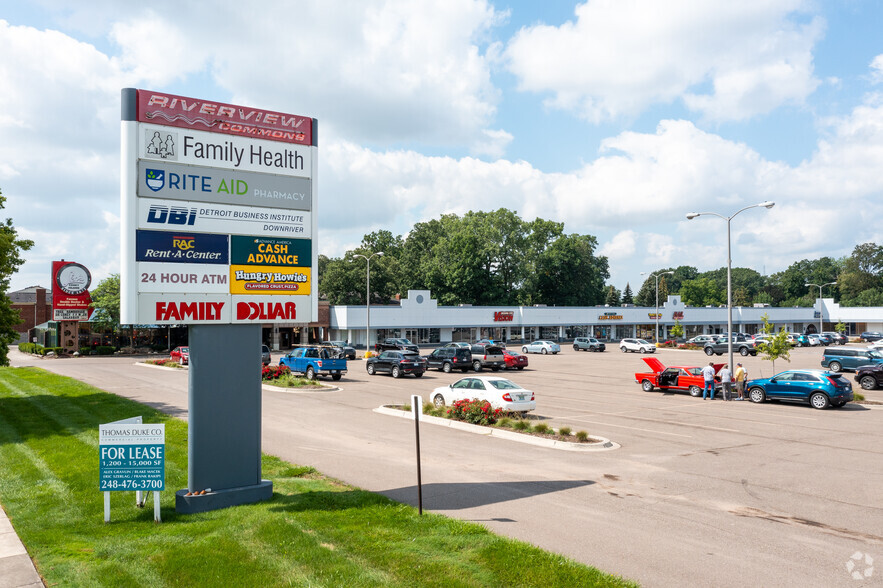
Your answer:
504,0 -> 823,122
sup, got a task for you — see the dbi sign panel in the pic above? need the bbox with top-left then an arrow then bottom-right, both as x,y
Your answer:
121,89 -> 317,325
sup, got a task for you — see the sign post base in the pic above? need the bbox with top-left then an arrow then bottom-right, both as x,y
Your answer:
175,481 -> 272,514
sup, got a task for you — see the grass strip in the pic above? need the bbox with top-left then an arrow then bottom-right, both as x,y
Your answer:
0,367 -> 637,587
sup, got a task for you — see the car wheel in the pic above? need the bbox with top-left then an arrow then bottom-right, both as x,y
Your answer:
689,385 -> 701,397
433,394 -> 445,408
473,361 -> 482,372
828,361 -> 842,373
366,364 -> 376,375
739,347 -> 749,356
442,362 -> 452,373
305,366 -> 315,380
620,347 -> 627,353
331,374 -> 342,381
641,379 -> 654,392
810,392 -> 829,410
705,347 -> 714,356
541,348 -> 547,355
522,346 -> 528,353
414,372 -> 423,378
391,365 -> 401,378
573,345 -> 580,351
860,375 -> 877,390
748,387 -> 765,403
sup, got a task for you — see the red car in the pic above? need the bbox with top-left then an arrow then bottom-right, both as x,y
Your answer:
502,349 -> 528,370
170,346 -> 189,365
634,357 -> 722,397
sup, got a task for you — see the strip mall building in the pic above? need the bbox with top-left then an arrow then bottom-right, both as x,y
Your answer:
328,290 -> 883,348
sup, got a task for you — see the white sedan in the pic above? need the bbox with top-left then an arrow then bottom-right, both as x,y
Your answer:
521,340 -> 560,354
619,338 -> 656,353
430,376 -> 536,413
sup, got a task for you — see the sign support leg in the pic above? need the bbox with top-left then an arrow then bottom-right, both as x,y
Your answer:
154,491 -> 161,523
104,491 -> 110,523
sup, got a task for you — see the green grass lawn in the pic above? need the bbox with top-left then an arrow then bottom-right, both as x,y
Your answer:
0,367 -> 637,587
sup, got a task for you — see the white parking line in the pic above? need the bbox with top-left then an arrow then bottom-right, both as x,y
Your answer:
564,417 -> 693,438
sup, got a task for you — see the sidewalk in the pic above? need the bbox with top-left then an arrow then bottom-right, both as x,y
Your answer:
0,506 -> 42,588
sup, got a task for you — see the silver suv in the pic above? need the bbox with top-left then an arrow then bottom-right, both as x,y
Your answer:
573,337 -> 606,352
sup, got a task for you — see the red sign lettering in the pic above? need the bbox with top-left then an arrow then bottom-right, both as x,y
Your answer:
236,301 -> 296,321
155,301 -> 224,321
494,311 -> 514,322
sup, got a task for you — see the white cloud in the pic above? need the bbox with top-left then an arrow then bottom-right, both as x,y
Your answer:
599,230 -> 637,260
870,54 -> 883,85
471,128 -> 514,159
504,0 -> 822,122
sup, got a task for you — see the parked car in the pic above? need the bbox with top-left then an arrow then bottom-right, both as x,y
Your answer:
443,342 -> 472,349
703,336 -> 757,357
822,331 -> 848,345
860,331 -> 883,342
279,346 -> 347,380
430,376 -> 535,414
425,346 -> 473,373
573,337 -> 606,352
327,340 -> 356,360
521,340 -> 561,354
746,369 -> 853,409
619,338 -> 655,353
806,334 -> 822,347
469,344 -> 506,371
374,338 -> 420,354
817,334 -> 834,346
170,346 -> 189,365
686,335 -> 718,346
820,347 -> 883,373
366,350 -> 426,378
477,339 -> 506,348
855,364 -> 883,390
502,349 -> 528,370
634,357 -> 722,396
794,334 -> 811,347
261,344 -> 271,365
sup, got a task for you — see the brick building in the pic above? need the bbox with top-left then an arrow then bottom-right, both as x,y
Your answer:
8,286 -> 52,342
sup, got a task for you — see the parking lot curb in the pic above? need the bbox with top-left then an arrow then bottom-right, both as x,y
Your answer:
261,383 -> 340,393
374,405 -> 619,451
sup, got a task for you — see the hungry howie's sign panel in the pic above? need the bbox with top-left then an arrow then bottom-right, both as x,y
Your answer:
229,265 -> 311,295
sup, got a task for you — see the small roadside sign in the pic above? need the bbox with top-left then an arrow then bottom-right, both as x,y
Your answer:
99,417 -> 164,522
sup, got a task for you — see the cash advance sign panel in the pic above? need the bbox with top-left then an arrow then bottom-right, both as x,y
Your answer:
120,89 -> 318,325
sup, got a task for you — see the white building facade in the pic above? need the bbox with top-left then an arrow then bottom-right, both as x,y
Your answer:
329,290 -> 883,348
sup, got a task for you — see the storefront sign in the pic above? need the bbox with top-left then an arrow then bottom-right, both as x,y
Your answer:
99,422 -> 165,491
648,313 -> 661,319
52,261 -> 93,321
599,313 -> 623,321
672,311 -> 684,319
136,229 -> 229,265
137,198 -> 311,238
137,294 -> 231,324
229,265 -> 312,295
230,235 -> 311,266
136,262 -> 230,294
494,311 -> 514,322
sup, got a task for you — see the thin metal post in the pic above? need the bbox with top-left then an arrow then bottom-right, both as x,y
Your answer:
412,394 -> 423,515
154,491 -> 161,523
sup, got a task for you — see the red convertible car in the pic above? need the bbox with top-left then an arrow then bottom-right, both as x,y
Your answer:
634,358 -> 722,396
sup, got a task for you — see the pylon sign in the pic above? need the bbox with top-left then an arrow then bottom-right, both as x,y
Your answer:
120,89 -> 318,325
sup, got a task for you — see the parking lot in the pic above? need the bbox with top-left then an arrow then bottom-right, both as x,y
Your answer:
15,344 -> 883,587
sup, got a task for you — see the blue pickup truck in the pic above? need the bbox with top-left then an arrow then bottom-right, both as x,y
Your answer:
279,347 -> 347,381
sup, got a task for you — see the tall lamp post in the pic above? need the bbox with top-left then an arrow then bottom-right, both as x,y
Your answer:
806,281 -> 836,335
353,251 -> 383,355
687,201 -> 775,371
641,270 -> 673,343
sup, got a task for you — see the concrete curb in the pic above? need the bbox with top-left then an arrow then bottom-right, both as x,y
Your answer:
0,505 -> 42,588
374,405 -> 619,451
261,383 -> 340,394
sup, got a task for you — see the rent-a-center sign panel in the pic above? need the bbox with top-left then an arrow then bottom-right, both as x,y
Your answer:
120,89 -> 317,325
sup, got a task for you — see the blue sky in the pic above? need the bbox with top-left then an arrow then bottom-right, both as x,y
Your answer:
2,0 -> 883,297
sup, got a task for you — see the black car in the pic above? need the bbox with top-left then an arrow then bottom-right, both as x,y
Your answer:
327,340 -> 356,360
426,347 -> 473,373
822,331 -> 848,345
374,338 -> 420,353
860,331 -> 883,342
366,350 -> 426,378
855,364 -> 883,390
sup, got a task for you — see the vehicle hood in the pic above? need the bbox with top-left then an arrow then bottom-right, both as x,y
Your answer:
641,357 -> 665,373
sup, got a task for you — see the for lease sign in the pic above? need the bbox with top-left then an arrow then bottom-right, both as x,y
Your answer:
99,423 -> 165,491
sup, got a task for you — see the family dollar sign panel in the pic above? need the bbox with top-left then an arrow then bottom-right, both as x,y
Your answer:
120,89 -> 318,325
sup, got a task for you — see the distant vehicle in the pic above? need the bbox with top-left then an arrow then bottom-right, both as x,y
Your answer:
703,336 -> 757,357
619,338 -> 655,354
860,331 -> 883,342
822,331 -> 848,345
477,339 -> 506,348
806,334 -> 822,347
521,340 -> 561,354
327,340 -> 356,360
469,344 -> 506,371
634,357 -> 722,396
855,364 -> 883,390
366,350 -> 426,378
425,346 -> 472,373
794,334 -> 811,347
170,346 -> 189,365
430,376 -> 535,414
686,335 -> 718,346
279,346 -> 347,380
820,347 -> 883,373
443,342 -> 472,349
261,344 -> 271,366
501,349 -> 528,370
746,369 -> 853,409
816,334 -> 833,346
374,338 -> 420,354
573,337 -> 605,352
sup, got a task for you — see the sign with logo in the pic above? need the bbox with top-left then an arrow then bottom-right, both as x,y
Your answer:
137,199 -> 311,238
137,90 -> 312,145
137,294 -> 231,324
648,313 -> 661,319
672,311 -> 684,320
229,265 -> 311,295
232,296 -> 309,323
230,235 -> 310,266
599,313 -> 623,321
136,229 -> 228,264
52,261 -> 93,321
99,422 -> 165,491
137,161 -> 311,210
493,311 -> 514,322
140,126 -> 311,178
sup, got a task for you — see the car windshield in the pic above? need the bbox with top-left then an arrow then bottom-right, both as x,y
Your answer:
869,350 -> 883,359
396,339 -> 414,345
488,379 -> 520,390
637,339 -> 650,345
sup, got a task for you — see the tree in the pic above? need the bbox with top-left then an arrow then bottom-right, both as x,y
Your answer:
755,313 -> 790,374
679,277 -> 725,307
622,283 -> 634,305
527,234 -> 609,306
839,243 -> 883,301
89,274 -> 122,345
0,187 -> 34,365
670,320 -> 684,340
605,285 -> 621,306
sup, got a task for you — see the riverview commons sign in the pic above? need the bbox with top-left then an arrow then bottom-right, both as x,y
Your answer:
119,89 -> 318,325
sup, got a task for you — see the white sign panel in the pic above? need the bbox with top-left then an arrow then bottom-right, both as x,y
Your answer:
136,263 -> 230,293
140,125 -> 312,178
137,198 -> 311,238
231,295 -> 310,323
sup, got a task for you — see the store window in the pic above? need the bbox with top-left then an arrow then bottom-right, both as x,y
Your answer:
452,328 -> 474,343
565,326 -> 589,338
540,326 -> 558,340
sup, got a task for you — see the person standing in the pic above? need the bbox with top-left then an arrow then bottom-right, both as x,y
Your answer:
720,364 -> 733,401
701,362 -> 716,400
735,363 -> 746,400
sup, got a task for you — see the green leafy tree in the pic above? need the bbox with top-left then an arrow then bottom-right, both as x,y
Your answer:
89,274 -> 122,347
622,283 -> 634,305
679,277 -> 725,307
835,320 -> 846,335
0,187 -> 34,365
635,266 -> 697,306
756,312 -> 791,373
604,285 -> 620,306
670,320 -> 684,340
527,234 -> 609,306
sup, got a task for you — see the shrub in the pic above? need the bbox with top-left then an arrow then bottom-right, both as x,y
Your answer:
18,343 -> 44,355
575,431 -> 589,442
261,365 -> 291,381
512,420 -> 531,432
151,344 -> 168,352
558,426 -> 572,437
533,423 -> 550,434
78,347 -> 91,356
42,347 -> 64,356
95,346 -> 116,356
446,398 -> 503,426
496,417 -> 512,428
677,343 -> 701,350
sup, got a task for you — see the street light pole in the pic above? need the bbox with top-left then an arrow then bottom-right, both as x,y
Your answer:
687,201 -> 775,371
353,251 -> 384,355
641,271 -> 673,343
806,281 -> 836,335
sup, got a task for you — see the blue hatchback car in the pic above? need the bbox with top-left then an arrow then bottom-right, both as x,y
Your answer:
746,369 -> 853,409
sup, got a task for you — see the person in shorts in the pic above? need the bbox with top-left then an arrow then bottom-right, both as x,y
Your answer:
735,363 -> 746,400
720,364 -> 733,401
